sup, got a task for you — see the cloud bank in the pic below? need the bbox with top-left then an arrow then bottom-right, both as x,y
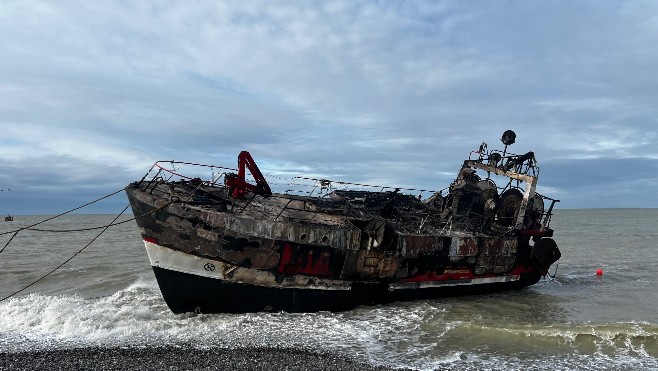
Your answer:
1,0 -> 658,213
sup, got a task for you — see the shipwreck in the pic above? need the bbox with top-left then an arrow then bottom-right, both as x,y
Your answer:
125,130 -> 561,314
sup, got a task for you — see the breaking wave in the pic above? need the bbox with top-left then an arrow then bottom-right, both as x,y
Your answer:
1,278 -> 657,370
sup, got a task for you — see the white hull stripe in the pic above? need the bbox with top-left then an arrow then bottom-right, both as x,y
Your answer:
145,241 -> 521,292
144,241 -> 352,291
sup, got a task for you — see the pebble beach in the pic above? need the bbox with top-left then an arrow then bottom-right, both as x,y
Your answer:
0,346 -> 408,371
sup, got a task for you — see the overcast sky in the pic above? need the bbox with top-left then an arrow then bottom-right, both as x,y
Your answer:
1,0 -> 658,214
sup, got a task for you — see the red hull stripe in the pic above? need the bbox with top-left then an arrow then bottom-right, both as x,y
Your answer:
143,237 -> 158,244
403,265 -> 534,283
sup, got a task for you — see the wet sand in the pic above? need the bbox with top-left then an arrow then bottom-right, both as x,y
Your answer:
0,346 -> 412,371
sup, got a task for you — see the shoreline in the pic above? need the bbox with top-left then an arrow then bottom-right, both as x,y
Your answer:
0,346 -> 414,371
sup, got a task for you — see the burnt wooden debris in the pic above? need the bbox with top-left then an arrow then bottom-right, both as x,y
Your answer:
125,130 -> 561,313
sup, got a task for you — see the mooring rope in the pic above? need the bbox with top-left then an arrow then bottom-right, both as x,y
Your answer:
21,217 -> 136,233
0,204 -> 129,303
0,200 -> 173,303
0,188 -> 126,254
547,260 -> 560,280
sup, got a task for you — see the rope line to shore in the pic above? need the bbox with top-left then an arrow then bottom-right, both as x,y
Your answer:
0,200 -> 173,303
0,188 -> 126,254
21,217 -> 137,233
0,205 -> 129,303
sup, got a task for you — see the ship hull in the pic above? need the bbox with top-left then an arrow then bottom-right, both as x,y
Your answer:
144,239 -> 541,314
152,263 -> 540,314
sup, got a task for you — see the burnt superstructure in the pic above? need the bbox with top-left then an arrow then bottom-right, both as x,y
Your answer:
125,131 -> 560,314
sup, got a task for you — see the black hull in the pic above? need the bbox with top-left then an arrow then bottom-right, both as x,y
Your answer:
152,266 -> 542,314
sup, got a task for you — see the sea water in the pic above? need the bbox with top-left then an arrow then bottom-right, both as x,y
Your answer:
0,210 -> 657,370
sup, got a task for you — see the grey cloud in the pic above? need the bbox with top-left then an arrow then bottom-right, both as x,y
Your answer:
1,1 -> 658,212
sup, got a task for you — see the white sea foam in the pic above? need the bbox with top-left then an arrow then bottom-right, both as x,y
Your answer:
1,279 -> 657,370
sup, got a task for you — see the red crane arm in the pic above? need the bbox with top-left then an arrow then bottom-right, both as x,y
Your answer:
224,151 -> 272,198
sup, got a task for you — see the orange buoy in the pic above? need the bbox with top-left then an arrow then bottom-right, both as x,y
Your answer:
596,268 -> 603,276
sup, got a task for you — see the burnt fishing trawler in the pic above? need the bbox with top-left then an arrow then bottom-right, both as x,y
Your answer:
125,130 -> 561,314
